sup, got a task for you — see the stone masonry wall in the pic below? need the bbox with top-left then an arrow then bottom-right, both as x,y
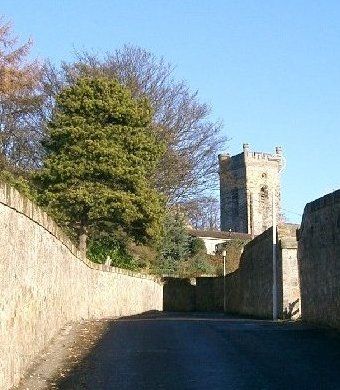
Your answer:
163,277 -> 224,312
0,182 -> 163,390
163,278 -> 196,311
224,270 -> 241,313
195,277 -> 224,311
279,226 -> 300,319
163,225 -> 299,318
298,190 -> 340,329
237,228 -> 274,318
224,224 -> 300,319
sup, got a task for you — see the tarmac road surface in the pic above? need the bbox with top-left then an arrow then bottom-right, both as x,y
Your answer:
44,312 -> 340,389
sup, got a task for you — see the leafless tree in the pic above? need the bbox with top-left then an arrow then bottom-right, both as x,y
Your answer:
0,18 -> 43,171
180,196 -> 220,230
41,46 -> 226,203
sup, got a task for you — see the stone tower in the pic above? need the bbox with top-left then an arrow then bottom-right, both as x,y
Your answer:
219,144 -> 283,236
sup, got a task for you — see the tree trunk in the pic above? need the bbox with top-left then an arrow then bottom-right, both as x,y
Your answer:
78,213 -> 89,254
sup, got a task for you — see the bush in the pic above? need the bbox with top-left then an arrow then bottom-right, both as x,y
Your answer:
0,170 -> 37,202
189,237 -> 206,256
87,236 -> 140,271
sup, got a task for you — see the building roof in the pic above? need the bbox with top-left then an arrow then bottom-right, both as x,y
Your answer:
187,229 -> 251,240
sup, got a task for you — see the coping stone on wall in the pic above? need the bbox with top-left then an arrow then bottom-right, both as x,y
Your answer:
0,180 -> 161,283
304,189 -> 340,214
280,237 -> 298,249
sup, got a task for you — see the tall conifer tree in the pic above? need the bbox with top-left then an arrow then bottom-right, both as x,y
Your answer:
35,77 -> 164,252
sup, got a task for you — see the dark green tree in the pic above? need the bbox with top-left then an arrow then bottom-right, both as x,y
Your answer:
154,211 -> 190,274
34,77 -> 165,252
155,212 -> 215,276
40,46 -> 226,204
159,212 -> 190,263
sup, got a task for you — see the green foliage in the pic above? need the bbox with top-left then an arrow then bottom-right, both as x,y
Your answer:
215,238 -> 250,275
189,237 -> 206,256
177,237 -> 214,277
42,46 -> 225,203
87,236 -> 139,271
158,212 -> 190,263
177,256 -> 215,278
34,76 -> 165,248
0,169 -> 37,202
154,212 -> 215,276
126,241 -> 157,270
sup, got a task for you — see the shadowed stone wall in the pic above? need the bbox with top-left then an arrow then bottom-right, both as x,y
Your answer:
163,225 -> 299,319
0,182 -> 163,390
163,278 -> 196,311
224,224 -> 300,319
224,270 -> 241,313
196,277 -> 224,311
163,277 -> 223,312
298,190 -> 340,329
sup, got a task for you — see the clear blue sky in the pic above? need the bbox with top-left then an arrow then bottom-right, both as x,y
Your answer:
2,0 -> 340,223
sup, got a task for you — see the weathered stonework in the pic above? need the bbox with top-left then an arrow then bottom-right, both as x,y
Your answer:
163,225 -> 300,319
163,277 -> 224,312
298,190 -> 340,329
219,144 -> 283,236
224,224 -> 300,319
0,182 -> 163,390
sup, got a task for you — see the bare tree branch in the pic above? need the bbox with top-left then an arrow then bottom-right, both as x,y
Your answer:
40,45 -> 227,203
0,17 -> 43,171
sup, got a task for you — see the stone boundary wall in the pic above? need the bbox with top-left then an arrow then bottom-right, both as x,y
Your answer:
163,224 -> 299,318
163,278 -> 196,311
237,227 -> 274,318
163,277 -> 224,312
224,224 -> 300,319
298,190 -> 340,329
196,277 -> 223,311
0,182 -> 163,390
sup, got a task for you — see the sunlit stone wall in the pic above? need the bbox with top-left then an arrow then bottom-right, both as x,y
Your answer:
0,182 -> 163,390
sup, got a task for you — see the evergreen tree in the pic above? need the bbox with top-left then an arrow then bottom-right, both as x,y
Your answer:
157,212 -> 190,274
34,77 -> 165,252
41,46 -> 225,204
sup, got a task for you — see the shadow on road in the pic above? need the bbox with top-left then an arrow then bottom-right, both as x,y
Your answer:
52,311 -> 340,390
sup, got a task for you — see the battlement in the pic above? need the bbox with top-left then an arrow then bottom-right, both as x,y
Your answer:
243,143 -> 282,162
219,143 -> 283,236
218,153 -> 230,161
219,144 -> 283,173
218,151 -> 244,172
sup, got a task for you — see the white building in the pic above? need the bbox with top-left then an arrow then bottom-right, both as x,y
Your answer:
187,229 -> 251,255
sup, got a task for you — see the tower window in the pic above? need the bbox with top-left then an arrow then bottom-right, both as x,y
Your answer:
260,186 -> 268,201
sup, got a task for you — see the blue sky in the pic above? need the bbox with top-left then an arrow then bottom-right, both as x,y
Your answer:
2,0 -> 340,223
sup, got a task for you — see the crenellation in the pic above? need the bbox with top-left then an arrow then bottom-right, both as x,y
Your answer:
219,144 -> 283,236
276,146 -> 282,155
218,153 -> 230,160
245,150 -> 282,161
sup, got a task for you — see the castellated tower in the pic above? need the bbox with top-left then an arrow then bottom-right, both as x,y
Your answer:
219,144 -> 283,236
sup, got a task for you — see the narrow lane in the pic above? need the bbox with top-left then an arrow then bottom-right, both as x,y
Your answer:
54,312 -> 340,390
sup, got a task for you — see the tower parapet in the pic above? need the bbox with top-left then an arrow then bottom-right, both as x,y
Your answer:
243,145 -> 282,160
219,144 -> 283,236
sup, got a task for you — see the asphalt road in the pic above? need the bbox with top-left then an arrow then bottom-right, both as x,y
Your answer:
56,312 -> 340,390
